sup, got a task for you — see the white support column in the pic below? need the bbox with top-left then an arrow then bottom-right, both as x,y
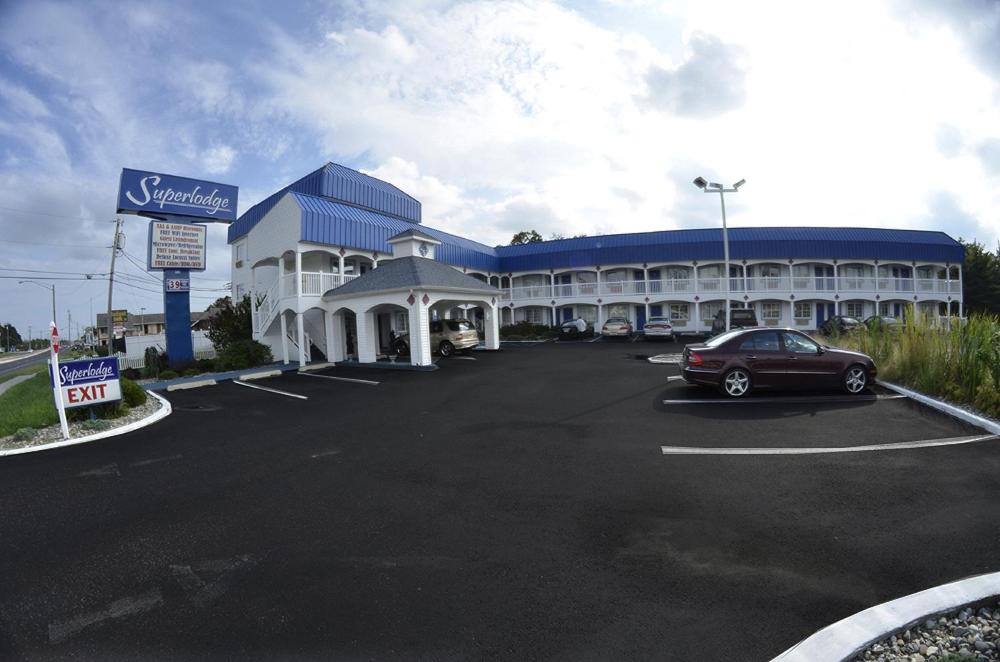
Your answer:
694,301 -> 700,332
551,304 -> 557,327
278,258 -> 285,298
485,304 -> 500,350
279,311 -> 289,365
339,254 -> 346,283
692,262 -> 699,293
356,309 -> 377,364
597,303 -> 604,329
596,269 -> 602,296
642,267 -> 648,295
250,267 -> 257,336
644,302 -> 650,323
296,312 -> 307,365
408,300 -> 432,366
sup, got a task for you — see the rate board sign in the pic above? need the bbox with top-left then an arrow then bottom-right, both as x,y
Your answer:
117,168 -> 238,222
147,221 -> 207,271
55,357 -> 121,409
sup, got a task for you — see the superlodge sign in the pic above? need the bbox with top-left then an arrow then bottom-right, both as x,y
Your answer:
55,357 -> 122,409
117,168 -> 238,222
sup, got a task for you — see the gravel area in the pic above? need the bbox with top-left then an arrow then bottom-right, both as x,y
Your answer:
854,600 -> 1000,661
0,396 -> 164,452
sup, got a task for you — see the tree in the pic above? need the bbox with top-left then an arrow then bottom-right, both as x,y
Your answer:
959,240 -> 1000,315
1,323 -> 22,351
509,230 -> 543,245
206,295 -> 253,351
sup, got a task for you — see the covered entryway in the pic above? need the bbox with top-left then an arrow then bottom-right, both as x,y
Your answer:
320,229 -> 502,367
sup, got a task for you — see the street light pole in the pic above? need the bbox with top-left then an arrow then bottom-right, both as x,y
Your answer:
18,280 -> 57,332
693,177 -> 745,333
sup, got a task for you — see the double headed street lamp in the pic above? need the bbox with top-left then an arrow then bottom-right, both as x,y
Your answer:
18,280 -> 58,340
693,176 -> 746,333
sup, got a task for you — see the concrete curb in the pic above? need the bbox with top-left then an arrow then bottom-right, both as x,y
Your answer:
166,379 -> 217,391
298,362 -> 333,372
771,572 -> 1000,662
238,369 -> 282,381
878,380 -> 1000,435
0,391 -> 172,457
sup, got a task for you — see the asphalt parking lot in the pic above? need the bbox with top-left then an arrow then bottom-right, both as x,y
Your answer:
1,340 -> 999,661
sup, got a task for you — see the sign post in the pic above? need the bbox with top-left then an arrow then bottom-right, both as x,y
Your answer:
49,322 -> 70,440
117,168 -> 237,367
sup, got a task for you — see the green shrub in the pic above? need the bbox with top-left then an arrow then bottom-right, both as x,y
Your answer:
182,368 -> 200,377
196,358 -> 216,372
13,427 -> 35,442
79,419 -> 111,432
500,322 -> 557,340
159,369 -> 179,380
216,339 -> 273,371
120,378 -> 147,407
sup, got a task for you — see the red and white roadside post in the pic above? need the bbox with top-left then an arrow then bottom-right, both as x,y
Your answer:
49,322 -> 70,440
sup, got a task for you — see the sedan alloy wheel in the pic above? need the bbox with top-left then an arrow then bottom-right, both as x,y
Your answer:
844,365 -> 867,394
722,368 -> 750,398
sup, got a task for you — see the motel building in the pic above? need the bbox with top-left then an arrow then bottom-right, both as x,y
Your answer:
228,163 -> 965,367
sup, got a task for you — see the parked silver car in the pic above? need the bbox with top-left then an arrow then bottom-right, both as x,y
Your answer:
601,317 -> 633,338
642,316 -> 674,340
393,319 -> 479,357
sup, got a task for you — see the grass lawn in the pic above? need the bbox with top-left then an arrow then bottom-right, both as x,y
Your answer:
0,364 -> 58,437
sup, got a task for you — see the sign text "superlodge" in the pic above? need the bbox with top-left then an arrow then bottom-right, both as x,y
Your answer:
117,168 -> 238,222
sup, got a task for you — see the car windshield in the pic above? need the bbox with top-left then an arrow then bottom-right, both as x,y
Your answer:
444,320 -> 474,331
704,329 -> 745,347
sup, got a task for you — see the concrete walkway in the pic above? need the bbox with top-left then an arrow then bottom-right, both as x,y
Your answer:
0,373 -> 36,397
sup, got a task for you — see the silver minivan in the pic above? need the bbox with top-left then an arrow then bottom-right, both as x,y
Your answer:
393,319 -> 479,357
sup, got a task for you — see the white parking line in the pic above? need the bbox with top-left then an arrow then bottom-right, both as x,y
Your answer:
661,394 -> 905,405
298,372 -> 380,386
233,380 -> 308,399
661,434 -> 998,455
666,376 -> 684,382
130,454 -> 183,468
311,449 -> 341,458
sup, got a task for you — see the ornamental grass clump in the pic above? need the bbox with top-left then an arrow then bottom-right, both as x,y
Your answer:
830,307 -> 1000,418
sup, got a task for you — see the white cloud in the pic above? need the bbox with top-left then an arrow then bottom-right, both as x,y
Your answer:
201,145 -> 236,174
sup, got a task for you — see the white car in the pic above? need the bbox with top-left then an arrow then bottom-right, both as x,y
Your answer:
642,316 -> 674,340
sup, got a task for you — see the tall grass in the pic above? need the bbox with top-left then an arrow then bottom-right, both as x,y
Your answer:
828,308 -> 1000,418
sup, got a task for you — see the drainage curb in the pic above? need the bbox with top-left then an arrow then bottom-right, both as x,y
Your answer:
877,380 -> 1000,435
0,391 -> 172,457
771,572 -> 1000,662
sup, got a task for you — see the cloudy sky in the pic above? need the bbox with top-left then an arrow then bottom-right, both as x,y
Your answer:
1,0 -> 999,338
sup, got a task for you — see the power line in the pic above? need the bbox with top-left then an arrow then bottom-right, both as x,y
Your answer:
0,267 -> 108,276
1,238 -> 109,248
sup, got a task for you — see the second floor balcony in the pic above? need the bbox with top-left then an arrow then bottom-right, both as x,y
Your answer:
501,276 -> 961,301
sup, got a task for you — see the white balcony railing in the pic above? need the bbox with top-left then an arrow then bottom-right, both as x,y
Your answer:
498,275 -> 961,302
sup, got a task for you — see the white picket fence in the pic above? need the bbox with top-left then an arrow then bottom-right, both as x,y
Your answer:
115,348 -> 217,370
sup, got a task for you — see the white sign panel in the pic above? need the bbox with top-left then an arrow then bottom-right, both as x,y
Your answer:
56,357 -> 122,409
148,221 -> 207,271
165,277 -> 191,292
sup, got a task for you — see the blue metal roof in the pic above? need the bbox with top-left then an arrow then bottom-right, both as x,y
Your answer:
231,165 -> 963,269
295,193 -> 501,271
495,227 -> 964,271
228,163 -> 421,243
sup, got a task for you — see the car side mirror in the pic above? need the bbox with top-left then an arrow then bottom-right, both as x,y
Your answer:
816,346 -> 825,354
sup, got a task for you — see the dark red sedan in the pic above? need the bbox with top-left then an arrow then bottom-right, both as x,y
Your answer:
681,327 -> 877,397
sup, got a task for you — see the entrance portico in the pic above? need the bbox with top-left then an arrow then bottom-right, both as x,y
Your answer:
320,230 -> 501,367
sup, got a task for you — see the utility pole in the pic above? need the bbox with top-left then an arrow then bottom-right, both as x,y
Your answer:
67,309 -> 72,345
106,217 -> 122,352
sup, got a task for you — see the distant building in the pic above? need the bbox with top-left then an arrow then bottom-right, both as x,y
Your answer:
94,310 -> 214,347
